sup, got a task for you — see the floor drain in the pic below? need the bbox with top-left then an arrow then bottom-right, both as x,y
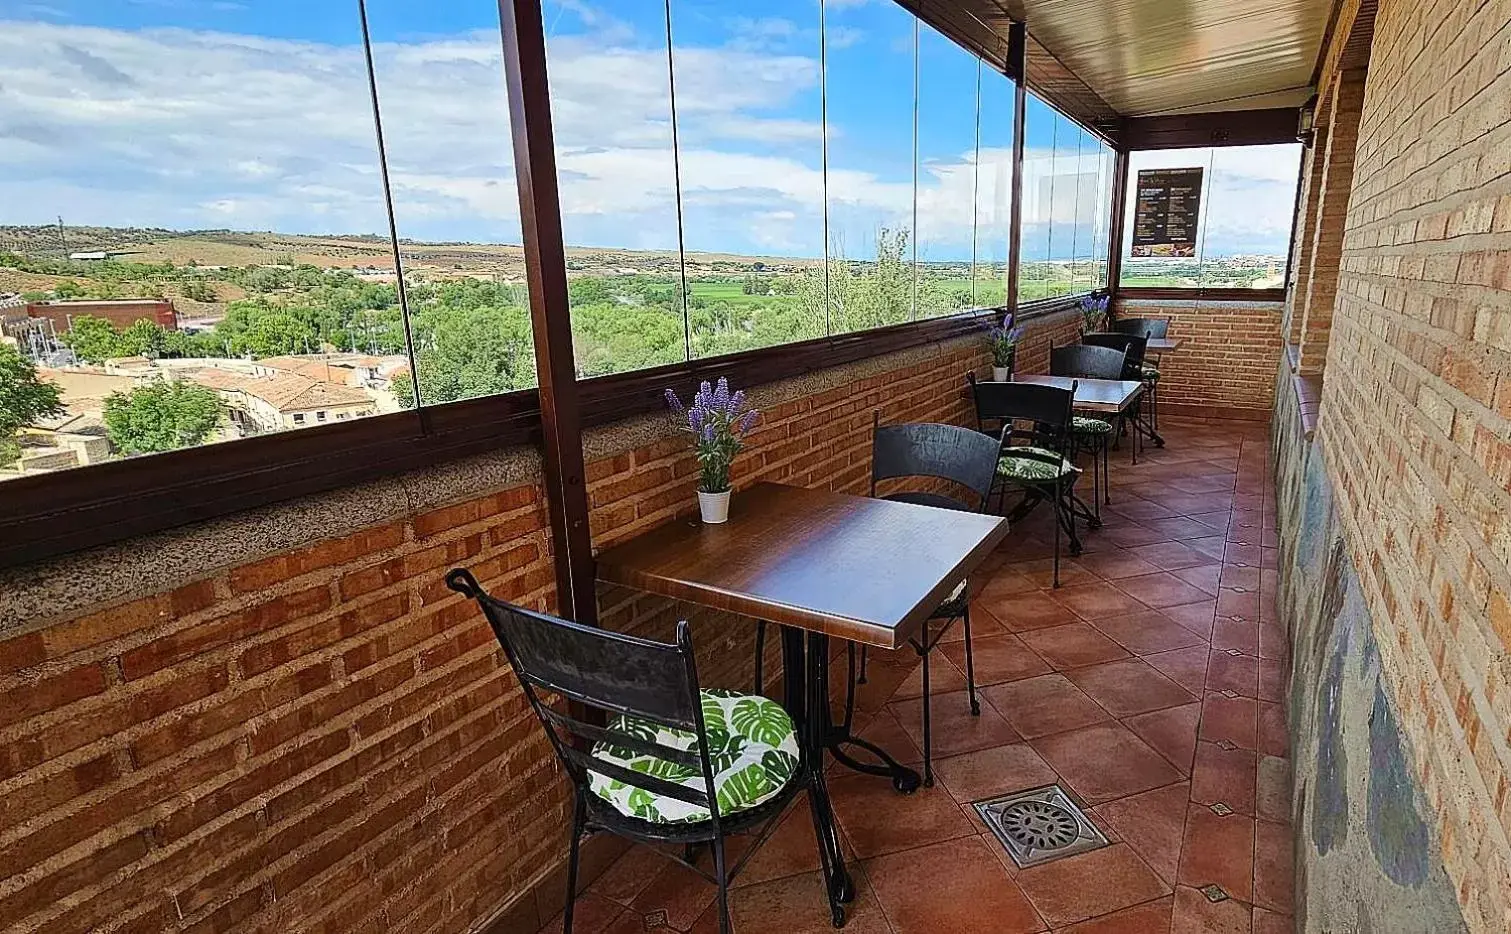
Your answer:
975,785 -> 1108,868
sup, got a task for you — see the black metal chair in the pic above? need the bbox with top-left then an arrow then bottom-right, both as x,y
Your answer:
445,568 -> 830,934
1109,317 -> 1169,432
1082,331 -> 1154,455
845,415 -> 1000,787
967,374 -> 1082,587
1050,344 -> 1125,518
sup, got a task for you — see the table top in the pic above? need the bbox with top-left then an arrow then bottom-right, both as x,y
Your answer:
1011,375 -> 1145,414
1147,337 -> 1183,353
594,482 -> 1011,650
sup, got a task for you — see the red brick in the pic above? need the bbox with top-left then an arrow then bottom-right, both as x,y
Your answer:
119,585 -> 333,679
0,663 -> 108,729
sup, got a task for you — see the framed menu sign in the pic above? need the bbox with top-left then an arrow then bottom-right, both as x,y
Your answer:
1131,167 -> 1203,257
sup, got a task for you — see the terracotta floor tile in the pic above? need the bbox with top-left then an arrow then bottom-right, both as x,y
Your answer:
939,633 -> 1053,687
1106,498 -> 1180,522
1253,819 -> 1293,914
1014,843 -> 1168,927
1030,722 -> 1184,804
1012,557 -> 1102,589
1143,646 -> 1211,695
1258,658 -> 1287,703
1205,652 -> 1260,698
1065,659 -> 1196,717
1019,623 -> 1132,670
1210,618 -> 1259,655
539,893 -> 630,934
1219,565 -> 1262,591
891,651 -> 967,699
1199,694 -> 1258,750
888,688 -> 1022,759
590,846 -> 666,906
1171,564 -> 1222,596
1092,610 -> 1206,655
934,742 -> 1059,804
1223,542 -> 1263,567
629,857 -> 719,931
1171,885 -> 1252,934
1103,523 -> 1173,548
1129,542 -> 1216,572
1252,906 -> 1291,934
1162,600 -> 1218,638
851,709 -> 923,768
1257,624 -> 1289,662
1093,782 -> 1190,886
830,652 -> 914,714
865,836 -> 1045,934
1142,516 -> 1223,543
983,673 -> 1113,739
990,591 -> 1085,631
1257,702 -> 1289,760
1075,548 -> 1166,581
980,568 -> 1043,602
735,795 -> 839,888
828,771 -> 976,858
695,869 -> 893,934
1177,806 -> 1254,901
1124,702 -> 1201,774
1215,589 -> 1262,620
1187,536 -> 1230,561
1255,756 -> 1292,825
936,606 -> 1007,643
1050,582 -> 1151,620
1054,895 -> 1172,933
1190,742 -> 1257,816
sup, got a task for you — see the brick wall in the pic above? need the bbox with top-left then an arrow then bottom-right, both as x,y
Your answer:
1311,0 -> 1511,926
1113,297 -> 1282,417
1285,129 -> 1328,346
0,309 -> 1077,934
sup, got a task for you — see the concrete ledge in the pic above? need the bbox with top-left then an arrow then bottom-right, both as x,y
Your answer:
1161,402 -> 1273,423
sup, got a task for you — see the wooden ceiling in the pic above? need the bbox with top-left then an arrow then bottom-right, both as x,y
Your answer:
924,0 -> 1334,122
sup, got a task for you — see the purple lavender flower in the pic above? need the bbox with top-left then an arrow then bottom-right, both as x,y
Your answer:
663,378 -> 760,493
664,388 -> 684,415
688,407 -> 704,435
737,409 -> 759,434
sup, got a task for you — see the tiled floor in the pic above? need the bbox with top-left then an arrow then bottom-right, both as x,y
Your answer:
544,418 -> 1289,934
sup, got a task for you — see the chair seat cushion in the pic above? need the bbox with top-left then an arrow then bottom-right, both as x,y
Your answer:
1072,416 -> 1114,436
588,689 -> 800,824
997,446 -> 1076,482
1141,365 -> 1161,381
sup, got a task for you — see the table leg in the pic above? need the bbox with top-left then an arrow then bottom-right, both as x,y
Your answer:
817,636 -> 924,793
781,626 -> 854,916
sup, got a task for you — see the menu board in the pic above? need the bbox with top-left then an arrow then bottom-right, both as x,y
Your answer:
1131,168 -> 1203,257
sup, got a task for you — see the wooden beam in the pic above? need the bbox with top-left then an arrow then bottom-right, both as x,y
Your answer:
1122,108 -> 1300,151
1105,148 -> 1130,295
497,0 -> 596,625
1005,21 -> 1026,317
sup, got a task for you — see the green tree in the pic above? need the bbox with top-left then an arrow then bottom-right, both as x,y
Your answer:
102,381 -> 222,455
61,316 -> 122,364
568,276 -> 612,308
115,319 -> 169,358
0,345 -> 65,466
53,279 -> 84,299
394,303 -> 535,408
180,278 -> 218,303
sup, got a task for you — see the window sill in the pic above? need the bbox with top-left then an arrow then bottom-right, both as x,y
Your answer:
1117,287 -> 1286,303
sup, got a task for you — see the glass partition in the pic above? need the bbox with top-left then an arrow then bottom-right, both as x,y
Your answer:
914,23 -> 981,318
973,64 -> 1016,309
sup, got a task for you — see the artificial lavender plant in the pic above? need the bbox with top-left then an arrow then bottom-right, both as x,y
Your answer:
1078,293 -> 1110,334
664,377 -> 760,494
986,313 -> 1025,369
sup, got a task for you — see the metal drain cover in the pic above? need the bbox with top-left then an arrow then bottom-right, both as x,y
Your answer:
975,785 -> 1108,868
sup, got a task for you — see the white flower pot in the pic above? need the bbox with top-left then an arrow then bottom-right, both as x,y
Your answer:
698,489 -> 731,524
992,366 -> 1010,382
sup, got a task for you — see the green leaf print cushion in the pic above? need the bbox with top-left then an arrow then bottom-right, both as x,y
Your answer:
588,689 -> 800,824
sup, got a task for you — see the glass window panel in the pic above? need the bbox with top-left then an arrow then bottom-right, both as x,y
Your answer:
1045,109 -> 1080,299
671,0 -> 828,357
0,1 -> 396,481
1019,94 -> 1056,303
1119,143 -> 1302,289
366,1 -> 534,407
914,23 -> 979,318
973,67 -> 1015,310
823,0 -> 917,334
543,0 -> 687,377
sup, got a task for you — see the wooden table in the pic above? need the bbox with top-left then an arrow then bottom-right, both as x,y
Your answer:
596,482 -> 1010,917
1147,336 -> 1183,354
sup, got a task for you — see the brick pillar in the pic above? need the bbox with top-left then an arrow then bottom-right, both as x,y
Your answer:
1296,68 -> 1367,376
1285,122 -> 1329,349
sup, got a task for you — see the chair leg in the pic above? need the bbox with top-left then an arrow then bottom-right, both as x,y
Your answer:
1103,436 -> 1111,504
1091,441 -> 1102,524
1052,477 -> 1062,588
714,835 -> 732,934
858,645 -> 869,684
753,621 -> 765,694
563,795 -> 585,934
962,606 -> 981,716
920,646 -> 933,787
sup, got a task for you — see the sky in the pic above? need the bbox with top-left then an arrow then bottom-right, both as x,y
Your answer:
0,0 -> 1301,261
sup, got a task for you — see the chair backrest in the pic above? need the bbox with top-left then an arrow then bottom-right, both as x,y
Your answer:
1051,344 -> 1126,381
445,568 -> 723,822
871,416 -> 1001,508
1081,332 -> 1147,379
967,373 -> 1076,454
1111,317 -> 1170,340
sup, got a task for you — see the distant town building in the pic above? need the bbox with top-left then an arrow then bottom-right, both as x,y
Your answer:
26,299 -> 178,332
67,251 -> 111,262
185,368 -> 375,434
